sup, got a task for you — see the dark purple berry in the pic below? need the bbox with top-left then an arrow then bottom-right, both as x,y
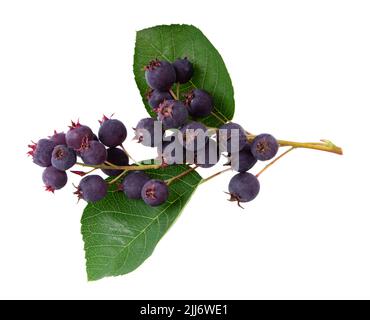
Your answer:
218,122 -> 248,154
51,145 -> 77,170
75,175 -> 108,202
194,138 -> 220,168
172,58 -> 193,84
228,172 -> 260,207
42,166 -> 68,192
80,140 -> 107,165
134,118 -> 163,147
98,116 -> 127,148
184,89 -> 213,117
50,131 -> 66,146
101,147 -> 129,177
157,100 -> 188,129
229,145 -> 257,172
146,89 -> 172,110
141,179 -> 169,207
145,59 -> 176,91
65,121 -> 94,150
251,134 -> 279,161
28,139 -> 57,167
120,171 -> 150,199
158,135 -> 187,165
179,121 -> 208,151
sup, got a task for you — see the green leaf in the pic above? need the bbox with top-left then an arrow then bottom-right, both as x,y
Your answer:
81,164 -> 202,281
134,24 -> 235,127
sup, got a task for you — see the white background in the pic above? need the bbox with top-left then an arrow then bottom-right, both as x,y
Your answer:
0,0 -> 369,300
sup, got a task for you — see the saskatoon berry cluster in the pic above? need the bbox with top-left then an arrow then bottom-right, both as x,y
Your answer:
28,117 -> 129,203
28,57 -> 281,208
142,58 -> 280,206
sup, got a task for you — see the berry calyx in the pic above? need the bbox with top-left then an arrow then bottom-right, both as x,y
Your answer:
146,89 -> 172,110
51,145 -> 77,171
80,140 -> 107,165
156,100 -> 188,129
251,134 -> 279,161
141,179 -> 169,207
28,139 -> 57,167
66,120 -> 94,150
145,59 -> 176,91
184,89 -> 213,117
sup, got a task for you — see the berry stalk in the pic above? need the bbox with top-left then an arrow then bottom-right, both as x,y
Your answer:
165,166 -> 198,185
256,147 -> 295,178
76,162 -> 162,171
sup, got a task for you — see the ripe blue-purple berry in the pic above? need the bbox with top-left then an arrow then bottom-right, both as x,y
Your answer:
120,171 -> 151,199
50,131 -> 66,146
42,166 -> 68,192
75,175 -> 108,202
229,145 -> 257,172
157,100 -> 188,129
172,58 -> 193,84
28,139 -> 57,167
194,138 -> 220,168
80,140 -> 107,165
228,172 -> 260,207
179,121 -> 208,151
51,145 -> 77,170
158,135 -> 188,165
251,134 -> 279,161
146,89 -> 172,110
101,147 -> 129,177
98,116 -> 127,148
134,118 -> 163,147
141,179 -> 169,207
145,59 -> 176,91
184,89 -> 213,117
218,122 -> 248,154
66,121 -> 94,150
